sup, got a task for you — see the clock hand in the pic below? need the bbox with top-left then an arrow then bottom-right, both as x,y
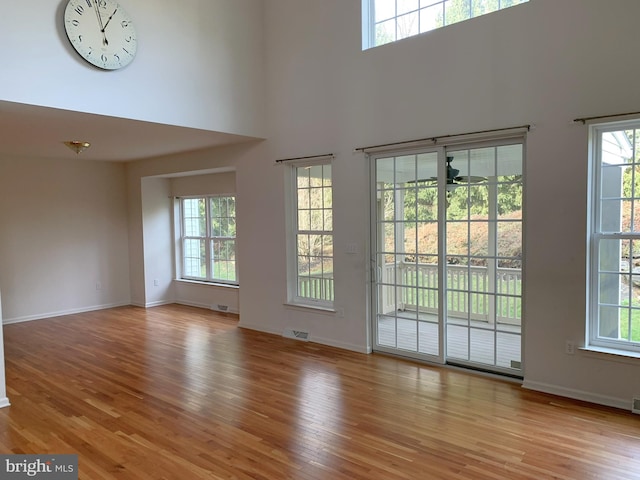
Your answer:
92,0 -> 109,45
102,8 -> 118,32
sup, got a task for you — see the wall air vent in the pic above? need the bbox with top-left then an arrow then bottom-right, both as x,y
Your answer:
632,397 -> 640,415
283,329 -> 310,342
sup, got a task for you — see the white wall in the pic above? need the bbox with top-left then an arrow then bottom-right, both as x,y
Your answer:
171,172 -> 236,198
0,157 -> 130,322
0,0 -> 265,138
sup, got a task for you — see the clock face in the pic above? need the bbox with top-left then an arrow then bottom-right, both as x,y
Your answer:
64,0 -> 137,70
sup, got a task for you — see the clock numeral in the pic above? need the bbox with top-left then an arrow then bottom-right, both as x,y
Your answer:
98,0 -> 107,8
121,20 -> 132,29
71,19 -> 80,27
78,34 -> 83,43
125,35 -> 133,43
85,0 -> 91,7
101,54 -> 108,63
74,5 -> 84,15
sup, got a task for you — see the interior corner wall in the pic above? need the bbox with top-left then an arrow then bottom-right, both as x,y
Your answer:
141,177 -> 174,307
169,172 -> 239,313
126,142 -> 263,317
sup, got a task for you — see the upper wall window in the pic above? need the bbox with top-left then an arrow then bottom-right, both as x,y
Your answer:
362,0 -> 529,49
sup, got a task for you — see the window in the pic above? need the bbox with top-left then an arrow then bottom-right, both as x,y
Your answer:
181,196 -> 237,284
589,121 -> 640,354
362,0 -> 529,49
288,161 -> 334,307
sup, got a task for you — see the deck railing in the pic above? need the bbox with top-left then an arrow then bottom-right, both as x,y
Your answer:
297,275 -> 334,302
298,262 -> 522,325
382,262 -> 521,325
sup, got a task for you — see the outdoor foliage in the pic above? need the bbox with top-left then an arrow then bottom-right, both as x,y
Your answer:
385,177 -> 523,266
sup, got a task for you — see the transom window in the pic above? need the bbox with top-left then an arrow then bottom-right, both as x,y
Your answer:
589,121 -> 640,354
362,0 -> 529,49
288,161 -> 334,307
181,196 -> 237,284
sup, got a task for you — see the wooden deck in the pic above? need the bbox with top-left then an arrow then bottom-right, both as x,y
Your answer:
0,304 -> 638,479
377,312 -> 521,370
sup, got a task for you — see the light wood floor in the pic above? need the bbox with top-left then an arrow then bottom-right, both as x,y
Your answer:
0,305 -> 638,479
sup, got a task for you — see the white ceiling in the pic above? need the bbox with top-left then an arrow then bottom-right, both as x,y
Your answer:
0,100 -> 260,163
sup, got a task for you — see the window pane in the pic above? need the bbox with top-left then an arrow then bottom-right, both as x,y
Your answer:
397,11 -> 419,40
398,0 -> 419,15
420,3 -> 444,33
310,209 -> 324,231
297,168 -> 310,188
183,198 -> 206,236
374,0 -> 395,21
212,239 -> 236,282
297,234 -> 310,256
375,18 -> 396,46
445,0 -> 472,26
298,210 -> 311,231
324,209 -> 333,231
323,187 -> 332,208
184,238 -> 206,278
497,221 -> 521,258
298,187 -> 310,210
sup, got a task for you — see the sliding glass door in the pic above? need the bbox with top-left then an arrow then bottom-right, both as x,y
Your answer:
371,140 -> 524,376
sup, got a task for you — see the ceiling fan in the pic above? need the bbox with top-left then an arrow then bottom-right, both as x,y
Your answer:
426,156 -> 487,185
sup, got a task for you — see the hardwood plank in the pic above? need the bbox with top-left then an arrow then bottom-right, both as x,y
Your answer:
0,304 -> 638,479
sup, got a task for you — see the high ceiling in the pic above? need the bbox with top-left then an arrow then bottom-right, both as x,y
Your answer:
0,100 -> 258,163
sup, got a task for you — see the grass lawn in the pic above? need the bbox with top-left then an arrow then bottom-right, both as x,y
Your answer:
620,312 -> 640,342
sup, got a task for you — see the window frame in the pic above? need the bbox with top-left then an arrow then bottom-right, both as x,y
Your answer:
286,158 -> 334,310
362,0 -> 530,50
588,120 -> 640,355
179,195 -> 238,286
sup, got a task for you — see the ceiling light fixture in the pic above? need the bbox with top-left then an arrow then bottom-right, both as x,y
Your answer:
63,140 -> 91,154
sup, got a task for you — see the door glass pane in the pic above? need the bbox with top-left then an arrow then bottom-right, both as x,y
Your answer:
445,144 -> 523,374
375,151 -> 440,359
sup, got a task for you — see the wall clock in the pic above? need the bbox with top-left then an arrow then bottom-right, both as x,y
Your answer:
64,0 -> 137,70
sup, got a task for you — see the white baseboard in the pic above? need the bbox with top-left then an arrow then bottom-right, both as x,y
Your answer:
239,322 -> 369,354
0,397 -> 10,408
522,380 -> 631,411
2,301 -> 131,325
144,300 -> 175,308
175,300 -> 239,315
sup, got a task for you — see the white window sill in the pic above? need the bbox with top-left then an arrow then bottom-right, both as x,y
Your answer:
580,346 -> 640,364
284,302 -> 336,315
174,279 -> 239,289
